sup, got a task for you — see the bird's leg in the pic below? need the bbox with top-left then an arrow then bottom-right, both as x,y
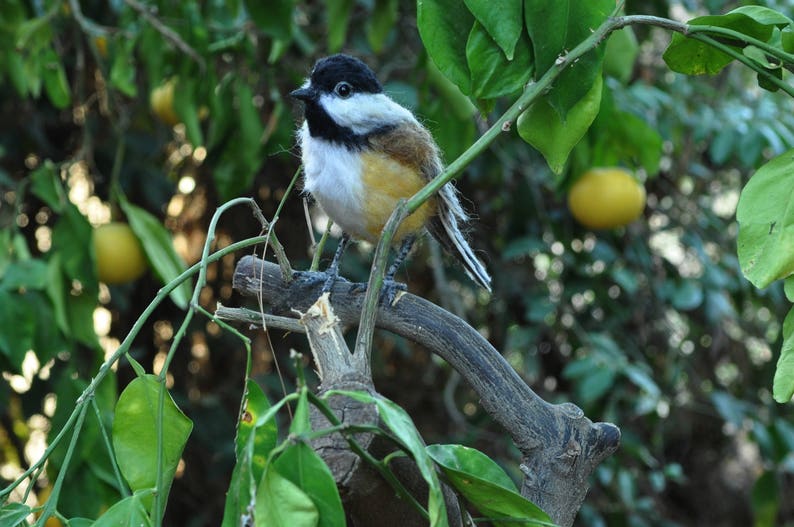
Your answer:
322,233 -> 351,293
385,235 -> 415,282
380,235 -> 415,304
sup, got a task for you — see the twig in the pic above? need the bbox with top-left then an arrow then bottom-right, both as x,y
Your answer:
123,0 -> 206,72
215,305 -> 306,333
68,0 -> 118,36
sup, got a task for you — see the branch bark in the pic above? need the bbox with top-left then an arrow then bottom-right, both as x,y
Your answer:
227,255 -> 621,526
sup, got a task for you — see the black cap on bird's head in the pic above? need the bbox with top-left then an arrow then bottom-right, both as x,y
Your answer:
290,54 -> 382,102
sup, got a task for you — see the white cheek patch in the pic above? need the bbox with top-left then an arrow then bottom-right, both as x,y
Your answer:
319,93 -> 416,135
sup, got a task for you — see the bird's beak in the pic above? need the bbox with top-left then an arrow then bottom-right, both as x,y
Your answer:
290,86 -> 315,102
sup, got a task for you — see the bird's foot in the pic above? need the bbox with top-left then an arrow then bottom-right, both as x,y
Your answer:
380,279 -> 408,306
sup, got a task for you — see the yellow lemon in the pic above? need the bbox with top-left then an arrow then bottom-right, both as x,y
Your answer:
93,222 -> 148,284
568,168 -> 646,229
149,78 -> 180,126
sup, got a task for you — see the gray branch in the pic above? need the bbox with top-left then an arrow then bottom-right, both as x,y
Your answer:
228,255 -> 620,526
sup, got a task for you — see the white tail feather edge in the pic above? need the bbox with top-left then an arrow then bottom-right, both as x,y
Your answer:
436,183 -> 492,292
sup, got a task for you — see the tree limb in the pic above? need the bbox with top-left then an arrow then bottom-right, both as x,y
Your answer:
229,255 -> 621,526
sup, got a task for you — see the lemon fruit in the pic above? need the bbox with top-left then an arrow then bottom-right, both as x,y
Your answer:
149,78 -> 179,126
568,168 -> 646,229
94,222 -> 148,284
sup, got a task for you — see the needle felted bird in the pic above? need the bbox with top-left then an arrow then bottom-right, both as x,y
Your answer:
291,54 -> 491,297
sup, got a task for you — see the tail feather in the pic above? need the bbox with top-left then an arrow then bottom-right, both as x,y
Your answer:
428,183 -> 492,292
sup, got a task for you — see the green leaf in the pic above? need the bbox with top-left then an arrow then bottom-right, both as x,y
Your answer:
51,203 -> 96,287
517,73 -> 603,175
29,291 -> 67,363
244,0 -> 294,41
366,0 -> 398,53
239,379 -> 278,480
670,279 -> 704,310
290,388 -> 311,435
109,36 -> 138,98
463,0 -> 523,60
427,444 -> 550,526
273,442 -> 345,527
42,47 -> 71,109
0,502 -> 32,526
417,0 -> 474,95
119,197 -> 191,309
255,466 -> 319,527
524,0 -> 611,116
112,375 -> 193,517
30,160 -> 66,213
66,283 -> 101,349
751,470 -> 779,527
663,8 -> 786,76
426,444 -> 517,491
736,149 -> 794,288
586,86 -> 662,176
93,493 -> 152,527
1,259 -> 49,290
223,380 -> 278,527
172,77 -> 203,146
783,29 -> 794,53
773,307 -> 794,403
46,254 -> 70,337
603,26 -> 639,84
785,276 -> 794,302
730,5 -> 793,28
67,518 -> 95,527
0,290 -> 36,371
465,21 -> 533,99
213,79 -> 264,201
332,390 -> 448,527
326,0 -> 354,53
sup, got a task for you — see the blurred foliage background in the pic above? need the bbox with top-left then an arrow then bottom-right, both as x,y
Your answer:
1,0 -> 794,525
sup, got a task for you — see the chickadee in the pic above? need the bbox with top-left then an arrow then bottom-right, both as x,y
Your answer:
291,54 -> 491,295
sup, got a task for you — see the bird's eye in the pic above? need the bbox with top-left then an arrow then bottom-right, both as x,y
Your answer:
334,81 -> 353,98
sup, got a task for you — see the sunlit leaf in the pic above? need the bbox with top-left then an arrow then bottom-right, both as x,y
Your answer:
427,444 -> 550,526
112,375 -> 193,518
736,149 -> 794,289
663,7 -> 790,76
773,307 -> 794,402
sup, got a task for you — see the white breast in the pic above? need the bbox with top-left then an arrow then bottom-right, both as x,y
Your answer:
298,123 -> 368,238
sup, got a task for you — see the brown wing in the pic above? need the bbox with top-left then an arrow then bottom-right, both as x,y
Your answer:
367,121 -> 443,182
368,121 -> 492,291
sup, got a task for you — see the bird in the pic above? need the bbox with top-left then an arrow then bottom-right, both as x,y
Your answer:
290,54 -> 491,298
